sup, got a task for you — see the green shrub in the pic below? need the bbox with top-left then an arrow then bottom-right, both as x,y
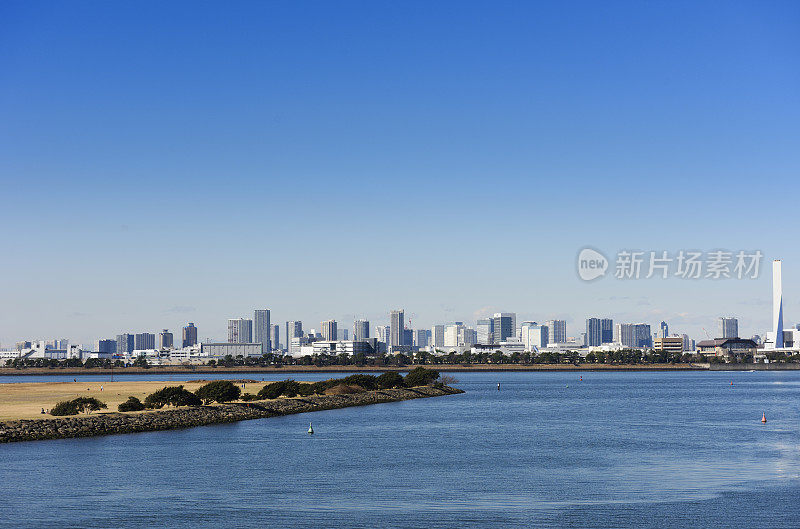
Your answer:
240,393 -> 255,401
51,400 -> 79,416
341,374 -> 378,390
144,385 -> 202,409
404,367 -> 439,387
118,396 -> 145,412
51,397 -> 107,416
376,371 -> 405,389
195,380 -> 241,404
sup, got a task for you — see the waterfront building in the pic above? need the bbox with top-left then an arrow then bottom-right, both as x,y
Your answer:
310,340 -> 374,356
269,324 -> 280,352
719,317 -> 739,339
615,323 -> 652,348
201,342 -> 262,358
116,333 -> 135,354
697,338 -> 757,361
654,337 -> 683,355
491,313 -> 516,343
158,329 -> 173,349
286,321 -> 303,347
586,318 -> 602,347
254,309 -> 271,353
182,323 -> 198,348
321,319 -> 337,341
96,339 -> 117,354
601,318 -> 613,343
353,319 -> 369,341
431,325 -> 445,348
390,310 -> 405,348
477,318 -> 493,344
134,332 -> 156,350
772,260 -> 784,348
546,320 -> 567,343
520,321 -> 549,351
228,318 -> 253,343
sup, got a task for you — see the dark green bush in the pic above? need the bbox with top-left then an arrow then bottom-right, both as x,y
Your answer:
118,396 -> 146,412
341,374 -> 378,390
195,380 -> 241,404
376,371 -> 405,389
50,400 -> 79,416
51,397 -> 107,416
404,367 -> 439,387
240,393 -> 255,401
144,385 -> 202,409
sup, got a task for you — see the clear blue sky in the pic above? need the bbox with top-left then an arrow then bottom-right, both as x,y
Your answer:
1,1 -> 798,346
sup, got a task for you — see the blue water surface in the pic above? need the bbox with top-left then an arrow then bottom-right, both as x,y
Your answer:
2,371 -> 799,528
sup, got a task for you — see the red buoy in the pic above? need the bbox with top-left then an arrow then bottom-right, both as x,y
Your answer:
761,412 -> 767,423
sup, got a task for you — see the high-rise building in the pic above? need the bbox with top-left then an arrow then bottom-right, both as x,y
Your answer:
546,320 -> 567,344
444,323 -> 462,347
601,318 -> 613,344
254,309 -> 271,353
491,313 -> 516,343
353,319 -> 370,341
286,321 -> 303,347
520,322 -> 549,350
719,317 -> 739,339
615,323 -> 652,348
270,324 -> 280,352
116,333 -> 134,354
228,318 -> 253,343
773,260 -> 784,348
586,318 -> 602,347
403,328 -> 413,347
182,323 -> 198,348
336,329 -> 349,340
134,332 -> 156,350
158,329 -> 173,349
431,325 -> 445,348
96,339 -> 117,354
321,320 -> 337,341
660,321 -> 669,339
477,318 -> 493,344
390,310 -> 405,347
413,329 -> 430,347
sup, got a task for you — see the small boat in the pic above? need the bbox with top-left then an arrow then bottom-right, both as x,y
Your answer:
308,422 -> 314,435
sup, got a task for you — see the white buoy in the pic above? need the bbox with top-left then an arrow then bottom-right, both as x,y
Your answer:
497,383 -> 500,391
308,422 -> 314,435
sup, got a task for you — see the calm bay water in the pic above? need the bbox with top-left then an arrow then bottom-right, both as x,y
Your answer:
2,370 -> 800,528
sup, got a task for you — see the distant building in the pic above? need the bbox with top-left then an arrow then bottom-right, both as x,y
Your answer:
413,329 -> 430,347
254,309 -> 271,353
719,317 -> 739,339
310,340 -> 374,357
286,321 -> 303,347
116,334 -> 135,354
682,334 -> 695,351
96,339 -> 117,354
654,337 -> 683,355
492,313 -> 516,343
477,318 -> 493,344
353,319 -> 370,341
182,323 -> 198,348
228,318 -> 253,343
336,329 -> 349,341
376,325 -> 391,344
431,325 -> 445,348
660,321 -> 669,339
520,322 -> 549,351
201,342 -> 262,358
321,320 -> 337,341
390,310 -> 405,348
403,328 -> 413,347
697,338 -> 757,360
546,320 -> 567,343
444,323 -> 476,347
158,329 -> 173,349
601,318 -> 613,344
615,323 -> 652,348
134,332 -> 156,350
586,318 -> 602,347
270,324 -> 280,352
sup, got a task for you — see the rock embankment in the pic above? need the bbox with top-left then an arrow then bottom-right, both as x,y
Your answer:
0,385 -> 463,443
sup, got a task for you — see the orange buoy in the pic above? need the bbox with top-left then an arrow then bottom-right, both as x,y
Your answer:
730,381 -> 733,386
761,412 -> 767,423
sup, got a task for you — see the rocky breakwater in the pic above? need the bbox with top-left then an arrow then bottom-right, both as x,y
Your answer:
0,385 -> 464,443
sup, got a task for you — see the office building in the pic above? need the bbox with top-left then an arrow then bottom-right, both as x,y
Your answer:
773,260 -> 784,348
586,318 -> 602,347
336,329 -> 349,341
254,309 -> 271,353
390,310 -> 405,347
492,313 -> 516,343
228,318 -> 253,343
654,336 -> 683,355
431,325 -> 445,348
520,321 -> 549,350
719,317 -> 739,339
413,329 -> 430,347
546,320 -> 567,343
403,328 -> 413,347
376,325 -> 391,344
96,339 -> 117,354
116,333 -> 135,354
286,321 -> 303,347
182,323 -> 198,348
615,323 -> 652,348
321,320 -> 337,341
201,342 -> 262,358
477,318 -> 493,344
353,319 -> 370,341
660,321 -> 669,339
270,324 -> 280,352
134,332 -> 156,350
158,329 -> 173,349
601,318 -> 613,343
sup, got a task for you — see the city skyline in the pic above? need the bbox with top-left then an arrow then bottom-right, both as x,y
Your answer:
2,2 -> 799,346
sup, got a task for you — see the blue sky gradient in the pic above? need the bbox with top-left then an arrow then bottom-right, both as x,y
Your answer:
1,1 -> 799,345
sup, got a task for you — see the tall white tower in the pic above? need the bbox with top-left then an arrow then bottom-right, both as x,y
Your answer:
773,260 -> 784,348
